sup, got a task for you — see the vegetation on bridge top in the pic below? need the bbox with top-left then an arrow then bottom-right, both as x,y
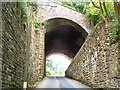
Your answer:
56,0 -> 120,45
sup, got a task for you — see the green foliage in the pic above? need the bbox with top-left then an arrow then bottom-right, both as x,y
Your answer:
83,3 -> 100,22
46,59 -> 53,68
22,22 -> 27,28
19,2 -> 29,18
35,21 -> 40,28
13,8 -> 16,13
57,68 -> 65,75
18,2 -> 29,29
43,28 -> 47,33
62,1 -> 89,12
6,8 -> 8,11
61,1 -> 118,45
46,58 -> 66,75
28,1 -> 38,12
33,14 -> 41,33
62,1 -> 100,23
36,44 -> 38,47
35,28 -> 39,32
33,13 -> 41,29
41,20 -> 47,32
106,20 -> 119,44
27,84 -> 31,88
109,48 -> 112,51
42,20 -> 47,25
46,59 -> 52,75
8,18 -> 11,23
46,69 -> 51,75
34,2 -> 38,12
61,1 -> 115,23
32,0 -> 45,32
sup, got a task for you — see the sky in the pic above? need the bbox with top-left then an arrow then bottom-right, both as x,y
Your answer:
47,54 -> 71,71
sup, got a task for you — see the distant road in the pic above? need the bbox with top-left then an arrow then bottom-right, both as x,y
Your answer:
36,76 -> 90,89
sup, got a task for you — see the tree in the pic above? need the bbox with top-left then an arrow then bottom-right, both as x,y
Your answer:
90,0 -> 120,24
46,58 -> 66,75
113,1 -> 120,21
46,59 -> 53,68
60,0 -> 119,44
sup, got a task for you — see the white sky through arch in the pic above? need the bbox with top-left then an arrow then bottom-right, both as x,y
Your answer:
46,54 -> 71,71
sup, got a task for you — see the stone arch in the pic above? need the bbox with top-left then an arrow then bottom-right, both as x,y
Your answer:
45,18 -> 88,38
38,0 -> 91,33
45,18 -> 88,58
46,53 -> 72,61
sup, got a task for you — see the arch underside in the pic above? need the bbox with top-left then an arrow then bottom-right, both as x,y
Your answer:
45,18 -> 88,58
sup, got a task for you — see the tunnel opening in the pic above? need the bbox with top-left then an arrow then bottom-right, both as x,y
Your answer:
45,25 -> 86,58
45,18 -> 88,76
46,53 -> 71,76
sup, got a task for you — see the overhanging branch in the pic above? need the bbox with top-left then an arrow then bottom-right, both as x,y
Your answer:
103,1 -> 110,22
99,0 -> 109,24
90,0 -> 100,9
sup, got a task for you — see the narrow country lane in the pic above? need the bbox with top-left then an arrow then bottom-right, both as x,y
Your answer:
36,76 -> 90,89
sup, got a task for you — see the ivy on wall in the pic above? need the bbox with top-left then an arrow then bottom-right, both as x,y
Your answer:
18,2 -> 29,28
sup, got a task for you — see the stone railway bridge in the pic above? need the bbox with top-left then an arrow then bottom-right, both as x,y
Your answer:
1,0 -> 120,88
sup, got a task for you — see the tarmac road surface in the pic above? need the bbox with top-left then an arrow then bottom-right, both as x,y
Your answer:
36,76 -> 90,89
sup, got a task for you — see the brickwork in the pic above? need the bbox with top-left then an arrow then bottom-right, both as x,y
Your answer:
66,24 -> 120,88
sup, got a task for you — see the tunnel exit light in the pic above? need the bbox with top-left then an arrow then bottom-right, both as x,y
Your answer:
46,53 -> 71,76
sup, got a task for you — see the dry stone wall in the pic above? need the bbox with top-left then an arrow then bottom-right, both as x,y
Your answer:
0,2 -> 2,89
2,2 -> 28,88
1,2 -> 46,88
66,23 -> 120,88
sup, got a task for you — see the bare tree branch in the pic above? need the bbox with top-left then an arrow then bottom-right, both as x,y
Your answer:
103,1 -> 110,22
90,0 -> 100,9
99,0 -> 109,24
114,2 -> 120,20
90,0 -> 109,24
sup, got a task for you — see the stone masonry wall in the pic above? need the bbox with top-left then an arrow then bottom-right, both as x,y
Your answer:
2,2 -> 29,88
66,23 -> 120,88
0,1 -> 2,89
1,2 -> 46,88
27,10 -> 45,86
37,0 -> 91,33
